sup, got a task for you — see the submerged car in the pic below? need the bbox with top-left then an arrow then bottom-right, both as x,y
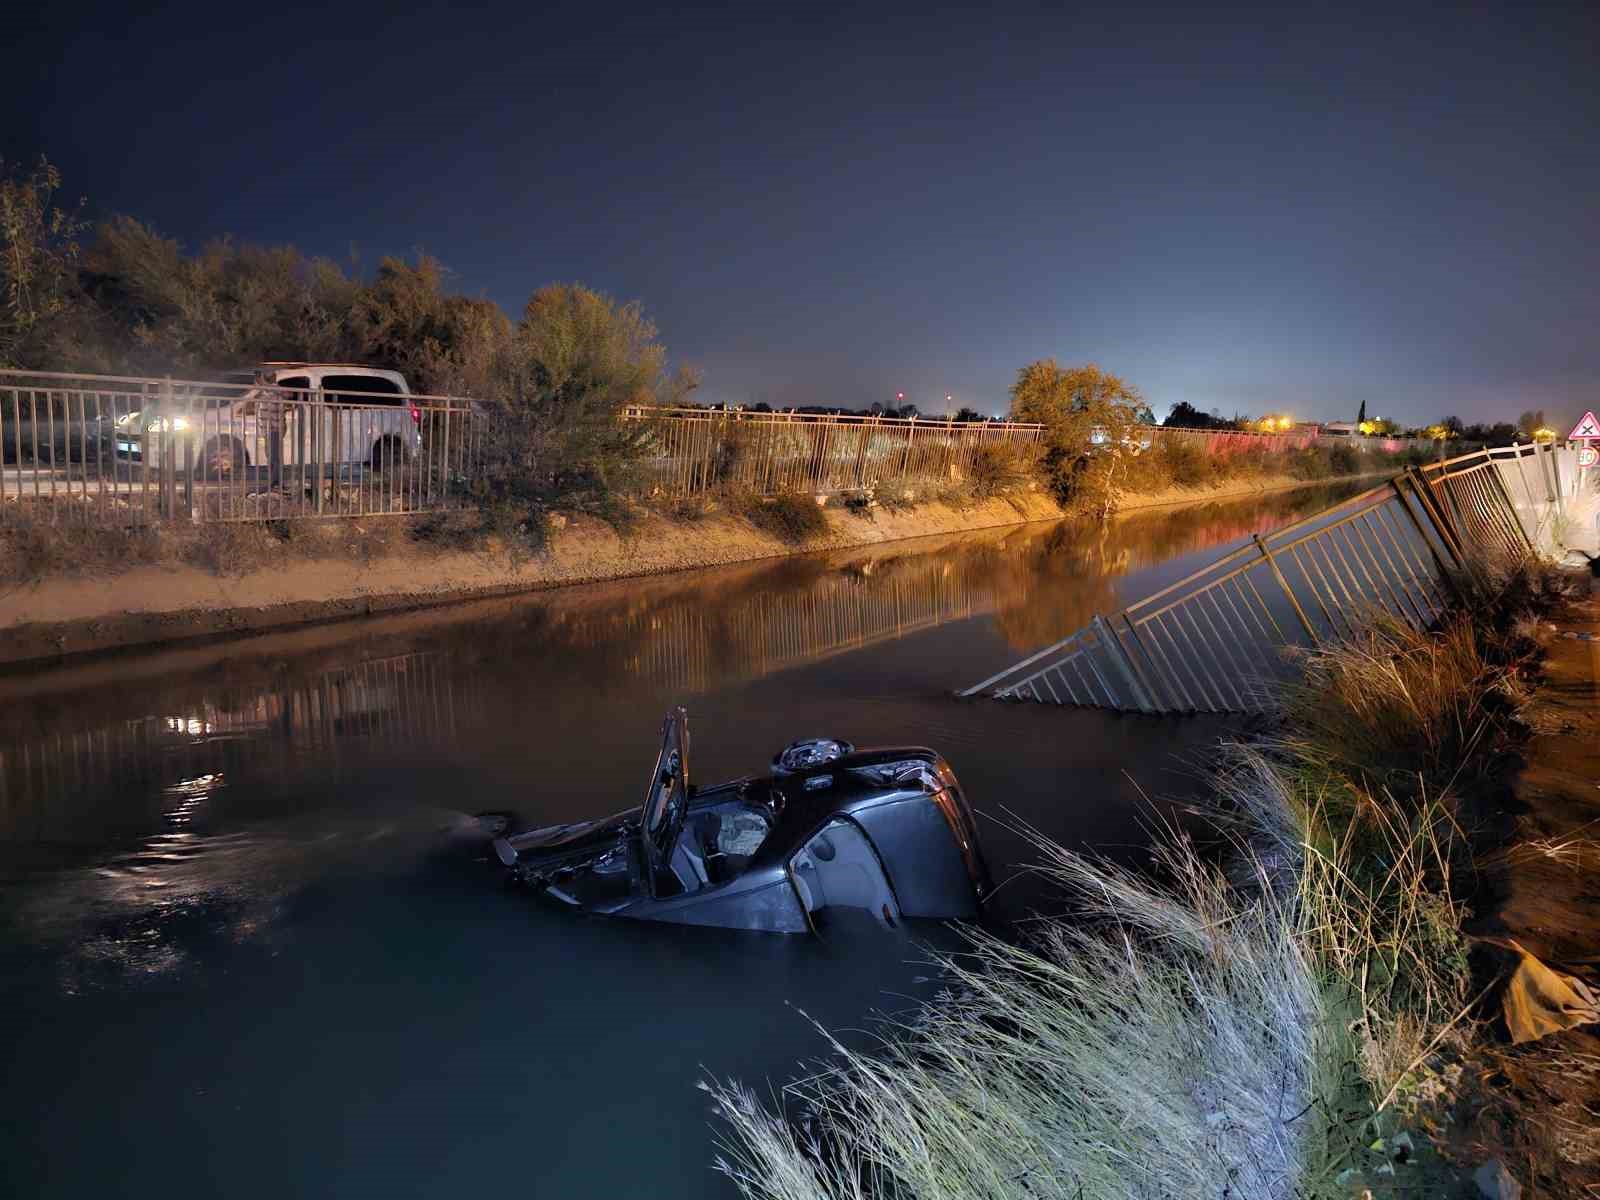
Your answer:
492,708 -> 990,934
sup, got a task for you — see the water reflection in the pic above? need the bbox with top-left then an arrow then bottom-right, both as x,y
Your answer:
0,484 -> 1358,854
0,482 -> 1369,1200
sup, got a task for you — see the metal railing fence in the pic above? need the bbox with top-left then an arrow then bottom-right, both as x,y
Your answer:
0,367 -> 1519,524
960,442 -> 1585,713
625,407 -> 1047,498
1,369 -> 477,524
623,407 -> 1442,500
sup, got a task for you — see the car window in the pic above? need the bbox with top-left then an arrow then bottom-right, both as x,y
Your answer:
276,376 -> 310,393
321,374 -> 404,403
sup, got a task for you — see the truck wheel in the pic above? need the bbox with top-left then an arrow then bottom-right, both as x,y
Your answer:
371,435 -> 410,472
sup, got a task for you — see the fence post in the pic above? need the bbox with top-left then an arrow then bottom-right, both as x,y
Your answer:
1510,442 -> 1537,517
314,389 -> 327,516
182,430 -> 194,521
1092,614 -> 1154,713
1252,533 -> 1318,642
1486,457 -> 1535,552
159,376 -> 176,521
1546,443 -> 1566,518
1391,474 -> 1462,600
1405,467 -> 1464,563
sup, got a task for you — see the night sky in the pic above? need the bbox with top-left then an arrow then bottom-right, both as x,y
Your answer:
5,1 -> 1596,426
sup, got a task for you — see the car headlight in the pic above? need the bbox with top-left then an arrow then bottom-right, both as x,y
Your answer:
116,411 -> 142,430
143,416 -> 190,433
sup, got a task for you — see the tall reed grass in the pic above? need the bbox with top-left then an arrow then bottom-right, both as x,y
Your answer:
707,558 -> 1568,1199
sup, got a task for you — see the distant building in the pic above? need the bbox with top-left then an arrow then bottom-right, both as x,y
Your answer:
1322,421 -> 1358,437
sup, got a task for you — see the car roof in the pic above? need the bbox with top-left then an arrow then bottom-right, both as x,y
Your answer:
256,362 -> 388,369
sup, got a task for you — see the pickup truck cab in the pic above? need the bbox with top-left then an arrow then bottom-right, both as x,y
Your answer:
115,363 -> 422,476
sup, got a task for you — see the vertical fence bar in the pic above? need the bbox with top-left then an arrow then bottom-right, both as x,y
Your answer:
1252,534 -> 1318,641
1092,614 -> 1153,713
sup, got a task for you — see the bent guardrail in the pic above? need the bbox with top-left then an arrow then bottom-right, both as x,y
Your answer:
960,442 -> 1584,713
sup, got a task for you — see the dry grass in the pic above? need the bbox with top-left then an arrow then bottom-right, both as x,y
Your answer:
964,441 -> 1035,500
736,493 -> 831,545
1271,614 -> 1506,806
706,832 -> 1341,1200
0,506 -> 497,581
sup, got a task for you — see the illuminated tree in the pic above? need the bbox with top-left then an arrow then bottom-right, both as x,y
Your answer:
1010,360 -> 1150,508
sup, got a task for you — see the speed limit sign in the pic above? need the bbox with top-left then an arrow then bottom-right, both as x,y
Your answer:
1570,411 -> 1599,467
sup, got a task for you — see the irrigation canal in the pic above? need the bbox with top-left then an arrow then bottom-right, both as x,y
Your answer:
0,481 -> 1368,1199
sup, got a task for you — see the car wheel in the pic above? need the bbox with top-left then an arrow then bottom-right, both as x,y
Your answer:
203,436 -> 248,478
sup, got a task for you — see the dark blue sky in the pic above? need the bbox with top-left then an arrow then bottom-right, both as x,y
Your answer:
6,1 -> 1596,426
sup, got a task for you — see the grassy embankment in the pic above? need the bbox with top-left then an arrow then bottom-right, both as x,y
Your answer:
705,552 -> 1590,1199
0,437 -> 1413,586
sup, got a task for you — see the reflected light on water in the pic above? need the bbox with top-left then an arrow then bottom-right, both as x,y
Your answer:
163,772 -> 223,828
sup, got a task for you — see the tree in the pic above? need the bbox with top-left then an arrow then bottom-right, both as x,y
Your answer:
1010,360 -> 1148,439
0,156 -> 87,367
953,406 -> 986,423
1357,400 -> 1367,426
1010,360 -> 1147,506
349,256 -> 513,396
481,283 -> 697,500
1163,400 -> 1223,429
1516,410 -> 1547,439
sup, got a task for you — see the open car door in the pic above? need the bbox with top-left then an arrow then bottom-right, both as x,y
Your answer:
639,707 -> 690,897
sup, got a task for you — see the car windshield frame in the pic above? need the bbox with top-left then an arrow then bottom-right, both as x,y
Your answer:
639,708 -> 690,894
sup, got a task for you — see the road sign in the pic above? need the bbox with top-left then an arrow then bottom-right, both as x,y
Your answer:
1570,410 -> 1600,440
1579,446 -> 1598,468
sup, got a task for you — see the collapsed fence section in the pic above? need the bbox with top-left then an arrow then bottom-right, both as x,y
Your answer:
961,443 -> 1584,713
1,370 -> 477,525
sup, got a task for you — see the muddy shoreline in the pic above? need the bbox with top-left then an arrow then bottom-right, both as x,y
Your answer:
0,472 -> 1383,668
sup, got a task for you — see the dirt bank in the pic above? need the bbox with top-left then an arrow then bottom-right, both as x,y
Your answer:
1434,589 -> 1600,1196
0,472 -> 1376,667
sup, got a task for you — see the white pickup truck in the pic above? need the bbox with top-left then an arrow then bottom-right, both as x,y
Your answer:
115,363 -> 423,476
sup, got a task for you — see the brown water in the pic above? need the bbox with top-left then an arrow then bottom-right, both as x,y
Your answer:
0,483 -> 1364,1199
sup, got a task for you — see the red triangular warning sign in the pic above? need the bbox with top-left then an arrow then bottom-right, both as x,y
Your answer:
1570,411 -> 1600,440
